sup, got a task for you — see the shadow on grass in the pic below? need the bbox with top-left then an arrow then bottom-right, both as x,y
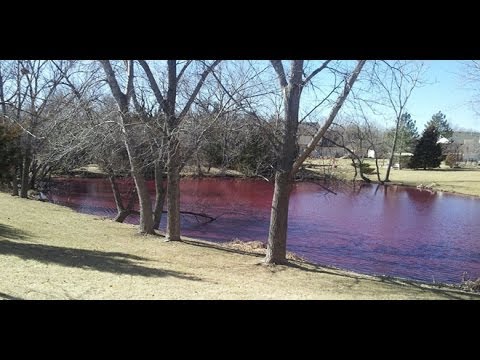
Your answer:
404,168 -> 480,172
0,291 -> 22,300
0,223 -> 201,281
288,262 -> 480,300
0,223 -> 32,241
373,275 -> 479,300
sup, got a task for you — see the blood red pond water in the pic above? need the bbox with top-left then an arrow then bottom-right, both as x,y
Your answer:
48,177 -> 480,284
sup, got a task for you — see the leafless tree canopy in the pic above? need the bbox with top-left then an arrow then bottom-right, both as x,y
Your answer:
0,59 -> 435,266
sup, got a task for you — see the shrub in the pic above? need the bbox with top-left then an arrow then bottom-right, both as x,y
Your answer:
359,163 -> 376,175
445,153 -> 457,168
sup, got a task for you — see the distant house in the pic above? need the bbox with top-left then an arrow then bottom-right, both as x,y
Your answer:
297,122 -> 349,158
450,131 -> 480,162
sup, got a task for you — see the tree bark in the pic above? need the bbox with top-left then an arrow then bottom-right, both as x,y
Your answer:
0,67 -> 6,118
265,171 -> 292,264
29,159 -> 38,190
129,155 -> 154,234
166,138 -> 181,241
264,61 -> 303,264
115,184 -> 137,223
20,152 -> 31,198
131,167 -> 154,233
374,156 -> 382,183
122,120 -> 155,234
152,159 -> 166,229
113,210 -> 128,223
10,165 -> 18,196
384,116 -> 401,182
109,175 -> 125,218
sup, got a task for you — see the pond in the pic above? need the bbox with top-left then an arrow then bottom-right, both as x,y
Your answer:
48,177 -> 480,284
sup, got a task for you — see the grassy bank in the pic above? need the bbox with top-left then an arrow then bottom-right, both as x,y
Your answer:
306,158 -> 480,197
0,192 -> 477,299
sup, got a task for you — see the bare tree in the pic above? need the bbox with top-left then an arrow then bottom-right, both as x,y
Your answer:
0,60 -> 73,197
262,60 -> 366,264
371,61 -> 424,182
324,121 -> 372,182
461,60 -> 480,116
137,60 -> 221,241
100,60 -> 156,234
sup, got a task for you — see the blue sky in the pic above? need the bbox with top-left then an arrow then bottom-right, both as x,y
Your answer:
405,60 -> 479,131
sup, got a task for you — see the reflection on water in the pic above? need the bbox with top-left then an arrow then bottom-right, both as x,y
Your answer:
49,177 -> 480,284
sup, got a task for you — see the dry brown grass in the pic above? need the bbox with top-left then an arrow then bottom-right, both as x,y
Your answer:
0,192 -> 478,300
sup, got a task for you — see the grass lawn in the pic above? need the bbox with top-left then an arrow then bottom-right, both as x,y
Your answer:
306,158 -> 480,197
0,192 -> 478,300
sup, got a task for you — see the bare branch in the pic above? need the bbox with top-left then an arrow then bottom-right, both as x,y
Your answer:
177,60 -> 193,83
270,60 -> 288,88
291,60 -> 367,176
99,60 -> 127,112
302,60 -> 331,86
137,60 -> 167,112
178,60 -> 222,120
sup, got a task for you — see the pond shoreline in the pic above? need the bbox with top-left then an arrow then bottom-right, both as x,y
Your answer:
51,163 -> 480,200
1,191 -> 478,299
44,176 -> 480,284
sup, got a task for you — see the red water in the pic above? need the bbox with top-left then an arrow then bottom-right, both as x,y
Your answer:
49,177 -> 480,284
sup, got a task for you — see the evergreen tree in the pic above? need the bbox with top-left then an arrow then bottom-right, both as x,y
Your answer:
409,124 -> 442,169
387,112 -> 419,154
426,111 -> 453,139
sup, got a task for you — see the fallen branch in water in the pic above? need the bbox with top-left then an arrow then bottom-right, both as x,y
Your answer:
128,209 -> 217,223
315,182 -> 337,195
173,210 -> 217,223
256,174 -> 271,182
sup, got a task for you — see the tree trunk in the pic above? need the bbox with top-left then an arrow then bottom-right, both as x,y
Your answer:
114,184 -> 137,223
374,156 -> 382,183
109,175 -> 127,222
166,138 -> 181,241
196,151 -> 203,176
122,131 -> 154,234
114,210 -> 131,223
10,165 -> 18,196
29,159 -> 38,190
384,115 -> 401,182
99,61 -> 154,233
0,68 -> 6,117
122,114 -> 155,234
264,60 -> 365,265
20,153 -> 31,198
264,171 -> 292,264
264,62 -> 303,264
131,167 -> 154,233
351,158 -> 358,181
152,159 -> 166,229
